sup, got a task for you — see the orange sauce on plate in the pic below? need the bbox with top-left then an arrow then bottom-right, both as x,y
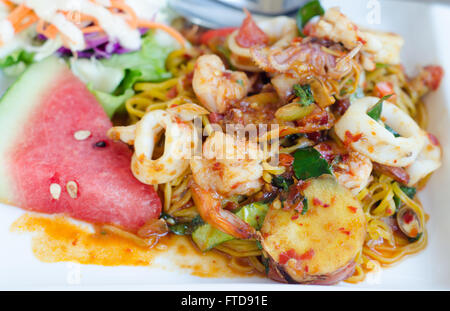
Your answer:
10,213 -> 262,279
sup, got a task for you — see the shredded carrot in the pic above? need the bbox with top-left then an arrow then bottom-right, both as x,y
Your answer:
0,0 -> 15,11
0,2 -> 187,50
110,0 -> 138,29
14,13 -> 38,33
7,4 -> 32,28
82,25 -> 103,34
36,20 -> 58,39
138,20 -> 187,47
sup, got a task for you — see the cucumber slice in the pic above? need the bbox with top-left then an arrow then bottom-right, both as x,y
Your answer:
192,202 -> 269,252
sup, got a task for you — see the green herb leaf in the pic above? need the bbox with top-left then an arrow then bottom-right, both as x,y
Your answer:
400,185 -> 417,199
301,197 -> 309,215
261,256 -> 270,275
293,147 -> 332,180
256,240 -> 263,250
385,124 -> 401,137
271,175 -> 293,191
296,0 -> 325,37
293,84 -> 314,106
394,184 -> 417,210
367,94 -> 394,121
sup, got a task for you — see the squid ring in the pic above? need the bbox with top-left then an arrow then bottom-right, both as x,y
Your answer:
108,105 -> 205,185
227,16 -> 297,71
406,133 -> 442,186
335,97 -> 426,167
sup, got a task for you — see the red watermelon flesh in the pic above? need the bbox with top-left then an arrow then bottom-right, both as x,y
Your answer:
0,57 -> 161,232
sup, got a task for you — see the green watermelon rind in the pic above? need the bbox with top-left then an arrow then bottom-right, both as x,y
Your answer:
0,57 -> 68,203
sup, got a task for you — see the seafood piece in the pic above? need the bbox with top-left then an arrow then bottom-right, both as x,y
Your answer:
190,182 -> 257,240
251,40 -> 355,80
308,7 -> 404,65
227,15 -> 297,71
190,131 -> 266,197
334,96 -> 426,167
406,133 -> 442,186
192,54 -> 249,113
315,142 -> 372,195
108,104 -> 206,185
333,152 -> 373,195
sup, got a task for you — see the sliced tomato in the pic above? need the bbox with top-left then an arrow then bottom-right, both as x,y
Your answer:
374,81 -> 396,100
422,65 -> 444,91
200,27 -> 237,45
235,9 -> 269,48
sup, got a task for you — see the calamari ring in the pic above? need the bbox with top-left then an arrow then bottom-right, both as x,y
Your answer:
131,110 -> 196,185
406,133 -> 442,186
108,105 -> 204,185
335,96 -> 426,167
227,16 -> 297,71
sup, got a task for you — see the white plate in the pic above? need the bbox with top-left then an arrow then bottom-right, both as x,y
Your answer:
1,0 -> 450,290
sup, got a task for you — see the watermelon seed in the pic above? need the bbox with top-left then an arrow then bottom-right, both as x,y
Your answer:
94,140 -> 107,148
66,181 -> 78,199
50,183 -> 61,200
74,130 -> 91,141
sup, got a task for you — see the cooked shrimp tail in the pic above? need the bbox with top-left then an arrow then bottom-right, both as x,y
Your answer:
191,182 -> 257,240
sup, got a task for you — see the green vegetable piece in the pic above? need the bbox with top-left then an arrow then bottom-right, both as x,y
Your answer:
192,202 -> 269,252
301,197 -> 309,215
385,124 -> 400,137
0,50 -> 34,69
375,63 -> 388,69
88,86 -> 134,118
296,0 -> 325,36
168,215 -> 204,236
102,31 -> 173,94
275,102 -> 315,122
367,94 -> 394,121
393,184 -> 417,210
293,147 -> 332,180
293,84 -> 314,106
271,175 -> 293,191
400,185 -> 417,199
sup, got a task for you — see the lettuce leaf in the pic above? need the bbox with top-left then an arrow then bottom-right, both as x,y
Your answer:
81,31 -> 174,117
88,86 -> 134,118
103,32 -> 173,94
0,50 -> 35,77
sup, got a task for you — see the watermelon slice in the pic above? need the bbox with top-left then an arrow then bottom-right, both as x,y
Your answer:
0,57 -> 161,232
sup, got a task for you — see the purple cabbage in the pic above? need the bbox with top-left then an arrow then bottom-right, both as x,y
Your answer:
52,27 -> 148,59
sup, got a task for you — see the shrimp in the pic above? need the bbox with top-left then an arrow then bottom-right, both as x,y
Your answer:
315,142 -> 372,195
108,104 -> 207,185
192,54 -> 249,113
190,131 -> 266,197
406,133 -> 442,186
333,152 -> 373,195
308,7 -> 404,66
190,182 -> 257,239
227,16 -> 297,72
189,131 -> 267,239
334,96 -> 426,167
